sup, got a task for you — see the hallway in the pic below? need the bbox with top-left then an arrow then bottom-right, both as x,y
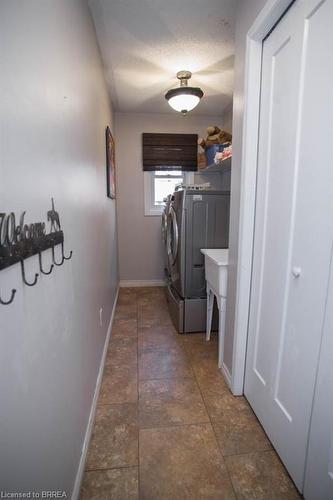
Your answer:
80,287 -> 300,499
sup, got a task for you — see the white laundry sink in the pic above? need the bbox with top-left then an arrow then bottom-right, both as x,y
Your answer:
201,249 -> 229,297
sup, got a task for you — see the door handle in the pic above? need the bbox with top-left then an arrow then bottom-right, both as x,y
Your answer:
292,267 -> 302,278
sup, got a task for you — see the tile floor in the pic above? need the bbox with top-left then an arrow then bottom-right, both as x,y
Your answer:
80,287 -> 300,500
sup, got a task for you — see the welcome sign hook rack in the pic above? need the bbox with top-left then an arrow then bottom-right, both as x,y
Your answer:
38,252 -> 54,275
0,287 -> 16,306
0,199 -> 73,305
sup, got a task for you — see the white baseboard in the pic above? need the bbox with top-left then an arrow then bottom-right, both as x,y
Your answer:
221,361 -> 232,390
71,285 -> 120,500
119,279 -> 166,287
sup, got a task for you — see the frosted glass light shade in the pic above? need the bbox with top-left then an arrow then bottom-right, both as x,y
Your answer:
167,93 -> 201,112
165,85 -> 203,114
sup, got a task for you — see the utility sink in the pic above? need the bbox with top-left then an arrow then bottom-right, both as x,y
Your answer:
200,249 -> 229,297
201,248 -> 229,368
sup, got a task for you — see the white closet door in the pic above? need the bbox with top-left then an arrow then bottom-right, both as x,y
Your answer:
304,251 -> 333,500
302,0 -> 333,496
244,0 -> 333,492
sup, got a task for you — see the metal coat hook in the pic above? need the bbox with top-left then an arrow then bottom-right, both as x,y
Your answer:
61,242 -> 73,261
1,200 -> 73,299
20,260 -> 39,286
51,245 -> 64,266
38,252 -> 54,275
0,287 -> 16,305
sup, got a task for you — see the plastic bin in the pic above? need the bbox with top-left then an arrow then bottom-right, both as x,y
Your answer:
205,143 -> 229,166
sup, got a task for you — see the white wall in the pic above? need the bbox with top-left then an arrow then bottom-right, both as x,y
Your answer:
0,0 -> 118,495
223,0 -> 267,375
115,112 -> 226,282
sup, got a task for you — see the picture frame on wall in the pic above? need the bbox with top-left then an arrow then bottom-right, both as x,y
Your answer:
105,126 -> 116,199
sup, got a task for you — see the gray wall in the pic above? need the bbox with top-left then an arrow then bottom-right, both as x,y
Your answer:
115,112 -> 226,282
221,102 -> 234,134
224,0 -> 267,375
0,0 -> 118,495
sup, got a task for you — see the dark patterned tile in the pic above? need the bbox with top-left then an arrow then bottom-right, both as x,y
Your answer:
213,408 -> 272,456
139,347 -> 193,381
137,291 -> 170,323
80,467 -> 138,500
138,325 -> 180,352
180,331 -> 218,344
84,288 -> 298,500
226,451 -> 301,500
203,391 -> 250,421
137,307 -> 172,328
86,404 -> 138,470
105,338 -> 137,367
139,424 -> 236,499
98,363 -> 137,404
183,340 -> 219,363
112,318 -> 137,338
192,358 -> 230,396
115,304 -> 137,321
137,287 -> 166,300
109,336 -> 137,349
139,378 -> 209,428
137,292 -> 167,304
117,288 -> 137,307
118,287 -> 138,296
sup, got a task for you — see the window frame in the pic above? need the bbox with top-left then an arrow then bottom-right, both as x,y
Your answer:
144,170 -> 194,216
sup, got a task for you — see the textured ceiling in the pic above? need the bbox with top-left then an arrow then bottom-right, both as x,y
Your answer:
88,0 -> 236,115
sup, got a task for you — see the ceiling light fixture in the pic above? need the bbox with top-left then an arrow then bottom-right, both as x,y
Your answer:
165,71 -> 203,115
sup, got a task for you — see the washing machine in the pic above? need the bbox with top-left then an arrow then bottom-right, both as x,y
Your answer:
161,194 -> 172,282
165,188 -> 230,333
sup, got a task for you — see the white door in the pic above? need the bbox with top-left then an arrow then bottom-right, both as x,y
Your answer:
244,0 -> 333,492
304,250 -> 333,500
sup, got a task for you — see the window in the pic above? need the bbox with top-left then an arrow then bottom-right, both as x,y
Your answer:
144,170 -> 193,216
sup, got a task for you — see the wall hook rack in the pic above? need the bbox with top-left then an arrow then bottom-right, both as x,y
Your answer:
0,198 -> 73,305
0,287 -> 17,305
62,242 -> 73,261
38,252 -> 54,275
21,260 -> 39,286
52,245 -> 64,266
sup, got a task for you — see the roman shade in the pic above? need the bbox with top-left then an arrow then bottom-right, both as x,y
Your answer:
142,133 -> 198,171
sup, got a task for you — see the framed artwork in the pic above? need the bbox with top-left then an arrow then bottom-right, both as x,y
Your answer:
105,126 -> 116,199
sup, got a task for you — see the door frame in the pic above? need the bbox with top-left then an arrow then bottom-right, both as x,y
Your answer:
231,0 -> 295,394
